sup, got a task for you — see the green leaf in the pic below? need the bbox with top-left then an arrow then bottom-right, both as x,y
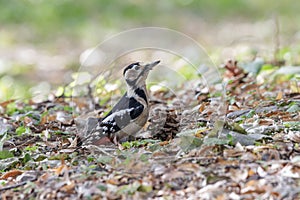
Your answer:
97,156 -> 113,164
179,136 -> 203,152
55,86 -> 65,97
97,184 -> 107,191
287,104 -> 300,113
23,153 -> 32,163
0,150 -> 14,159
246,110 -> 255,118
260,64 -> 277,72
99,96 -> 111,106
283,121 -> 300,128
88,164 -> 97,169
138,184 -> 153,192
139,153 -> 149,162
63,105 -> 73,112
121,140 -> 151,149
228,122 -> 247,134
177,65 -> 198,80
6,102 -> 18,115
24,145 -> 38,152
33,154 -> 47,162
0,157 -> 19,170
87,156 -> 95,162
15,126 -> 31,136
203,137 -> 231,146
53,130 -> 71,135
240,58 -> 264,74
122,141 -> 133,149
117,182 -> 140,195
227,134 -> 235,146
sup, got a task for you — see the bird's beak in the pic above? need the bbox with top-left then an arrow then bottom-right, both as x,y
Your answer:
144,60 -> 160,71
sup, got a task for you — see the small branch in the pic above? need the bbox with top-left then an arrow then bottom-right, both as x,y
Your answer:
0,177 -> 37,192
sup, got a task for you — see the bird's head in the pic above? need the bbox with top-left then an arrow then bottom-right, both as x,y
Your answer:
123,60 -> 160,88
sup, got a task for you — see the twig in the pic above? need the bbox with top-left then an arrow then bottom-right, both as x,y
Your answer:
0,177 -> 37,192
84,145 -> 120,162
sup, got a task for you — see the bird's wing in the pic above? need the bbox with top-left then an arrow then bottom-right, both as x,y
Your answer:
99,97 -> 144,133
80,93 -> 144,146
103,92 -> 130,119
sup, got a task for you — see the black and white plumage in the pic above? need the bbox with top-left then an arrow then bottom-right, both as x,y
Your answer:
81,60 -> 160,146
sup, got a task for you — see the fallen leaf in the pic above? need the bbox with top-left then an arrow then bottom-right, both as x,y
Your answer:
177,163 -> 200,172
198,102 -> 206,113
0,99 -> 16,109
60,181 -> 75,193
52,164 -> 68,176
280,164 -> 300,178
0,170 -> 23,180
241,179 -> 267,194
38,173 -> 50,182
276,91 -> 283,100
159,141 -> 169,146
287,130 -> 300,142
161,170 -> 185,181
107,179 -> 120,185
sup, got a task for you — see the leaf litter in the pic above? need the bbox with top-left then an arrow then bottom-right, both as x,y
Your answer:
0,59 -> 299,199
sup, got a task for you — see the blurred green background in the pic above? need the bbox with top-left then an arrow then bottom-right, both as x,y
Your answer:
0,0 -> 299,101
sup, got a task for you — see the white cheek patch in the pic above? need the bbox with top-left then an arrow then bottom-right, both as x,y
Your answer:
125,70 -> 139,81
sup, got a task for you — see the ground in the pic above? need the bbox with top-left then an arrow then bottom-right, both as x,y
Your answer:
0,59 -> 299,199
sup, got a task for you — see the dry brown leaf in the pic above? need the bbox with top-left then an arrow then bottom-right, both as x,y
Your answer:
216,194 -> 226,200
241,82 -> 258,92
159,141 -> 169,146
258,119 -> 274,126
228,104 -> 240,112
177,163 -> 200,172
0,99 -> 16,109
23,116 -> 32,125
52,164 -> 68,176
276,91 -> 283,100
198,102 -> 206,113
223,149 -> 244,158
38,173 -> 50,182
265,110 -> 281,117
257,149 -> 280,161
229,168 -> 248,182
240,152 -> 258,162
223,60 -> 244,77
72,97 -> 90,110
161,170 -> 185,181
106,179 -> 119,185
40,114 -> 48,125
216,158 -> 239,166
40,114 -> 56,125
60,181 -> 75,193
248,169 -> 256,177
0,170 -> 23,180
152,151 -> 168,158
195,129 -> 208,138
241,180 -> 267,194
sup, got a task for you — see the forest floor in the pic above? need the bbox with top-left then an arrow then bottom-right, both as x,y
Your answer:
0,59 -> 300,199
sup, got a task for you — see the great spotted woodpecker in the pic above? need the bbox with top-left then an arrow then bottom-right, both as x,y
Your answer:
81,60 -> 160,146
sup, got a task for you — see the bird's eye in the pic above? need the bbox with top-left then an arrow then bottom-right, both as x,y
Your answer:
134,65 -> 140,70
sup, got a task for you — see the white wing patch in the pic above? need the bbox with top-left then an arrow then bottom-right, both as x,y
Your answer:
102,107 -> 135,123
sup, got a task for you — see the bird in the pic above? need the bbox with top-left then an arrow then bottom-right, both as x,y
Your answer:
80,60 -> 160,146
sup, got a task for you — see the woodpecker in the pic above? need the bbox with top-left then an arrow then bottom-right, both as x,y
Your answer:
81,60 -> 160,146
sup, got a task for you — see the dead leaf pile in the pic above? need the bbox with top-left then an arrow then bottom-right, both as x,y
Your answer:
0,58 -> 300,199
